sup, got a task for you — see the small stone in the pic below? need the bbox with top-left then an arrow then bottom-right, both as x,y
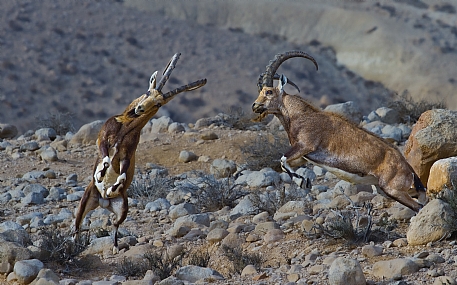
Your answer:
178,150 -> 198,163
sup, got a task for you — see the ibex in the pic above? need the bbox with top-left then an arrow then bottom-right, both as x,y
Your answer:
73,53 -> 206,253
252,51 -> 427,212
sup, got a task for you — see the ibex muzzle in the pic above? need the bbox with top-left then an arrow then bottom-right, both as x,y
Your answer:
252,50 -> 427,213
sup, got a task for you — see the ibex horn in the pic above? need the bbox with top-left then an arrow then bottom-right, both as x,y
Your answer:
162,79 -> 207,101
156,53 -> 181,92
257,73 -> 301,93
262,51 -> 318,88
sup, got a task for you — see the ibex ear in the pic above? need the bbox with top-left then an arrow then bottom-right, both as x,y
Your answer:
148,71 -> 158,92
278,74 -> 288,95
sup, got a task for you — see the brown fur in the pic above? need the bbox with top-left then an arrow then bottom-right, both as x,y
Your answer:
253,85 -> 427,212
73,54 -> 206,253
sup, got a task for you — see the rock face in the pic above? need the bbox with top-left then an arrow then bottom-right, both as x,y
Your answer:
404,109 -> 457,186
427,157 -> 457,195
407,198 -> 455,246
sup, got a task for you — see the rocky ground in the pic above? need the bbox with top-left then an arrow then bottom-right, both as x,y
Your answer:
0,105 -> 457,285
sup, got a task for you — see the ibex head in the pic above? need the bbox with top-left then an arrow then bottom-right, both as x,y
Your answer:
126,53 -> 207,119
252,51 -> 318,121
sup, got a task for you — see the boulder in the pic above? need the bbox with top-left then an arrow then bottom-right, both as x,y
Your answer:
324,101 -> 362,123
69,120 -> 104,146
407,198 -> 455,246
328,257 -> 366,285
427,157 -> 457,195
0,124 -> 18,139
405,109 -> 457,186
372,258 -> 419,279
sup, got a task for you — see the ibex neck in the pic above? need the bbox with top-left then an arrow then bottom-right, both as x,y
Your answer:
277,94 -> 319,138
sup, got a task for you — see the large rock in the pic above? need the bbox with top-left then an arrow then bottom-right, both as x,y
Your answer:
405,109 -> 457,186
324,101 -> 362,124
407,198 -> 455,246
372,258 -> 419,279
12,259 -> 44,285
69,120 -> 104,146
328,257 -> 366,285
175,265 -> 223,283
0,124 -> 18,139
427,157 -> 457,195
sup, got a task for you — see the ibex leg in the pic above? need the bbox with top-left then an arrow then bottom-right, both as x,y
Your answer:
73,182 -> 100,237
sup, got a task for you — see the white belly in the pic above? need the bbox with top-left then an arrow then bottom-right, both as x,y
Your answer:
306,158 -> 379,185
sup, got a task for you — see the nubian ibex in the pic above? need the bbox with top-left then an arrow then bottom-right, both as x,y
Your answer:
73,53 -> 206,253
252,51 -> 427,212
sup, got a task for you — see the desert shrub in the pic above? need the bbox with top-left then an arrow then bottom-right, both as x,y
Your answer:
36,112 -> 75,135
190,171 -> 247,212
144,250 -> 183,280
240,131 -> 290,171
387,90 -> 446,123
221,245 -> 263,275
248,183 -> 311,216
36,227 -> 90,271
116,249 -> 183,279
128,175 -> 174,208
313,201 -> 374,244
225,105 -> 257,130
185,247 -> 211,267
116,257 -> 149,277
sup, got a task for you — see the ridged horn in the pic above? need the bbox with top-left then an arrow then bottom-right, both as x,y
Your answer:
162,78 -> 207,101
156,53 -> 181,92
262,51 -> 318,88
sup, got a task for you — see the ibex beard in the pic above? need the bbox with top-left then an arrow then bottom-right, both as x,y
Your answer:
252,50 -> 427,213
73,53 -> 206,254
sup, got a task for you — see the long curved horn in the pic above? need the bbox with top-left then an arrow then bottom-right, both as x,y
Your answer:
162,78 -> 207,101
156,53 -> 181,92
262,51 -> 318,88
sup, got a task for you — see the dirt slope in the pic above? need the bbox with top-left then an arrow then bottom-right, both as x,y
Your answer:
1,0 -> 395,133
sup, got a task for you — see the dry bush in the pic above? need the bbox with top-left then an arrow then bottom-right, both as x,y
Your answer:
116,257 -> 149,278
189,172 -> 248,212
143,250 -> 183,280
225,105 -> 258,130
221,245 -> 263,276
313,202 -> 374,244
36,226 -> 91,272
248,183 -> 311,216
240,131 -> 290,171
36,112 -> 76,135
128,175 -> 174,208
387,90 -> 446,123
185,246 -> 211,268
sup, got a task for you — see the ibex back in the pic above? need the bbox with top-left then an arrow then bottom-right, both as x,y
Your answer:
252,51 -> 427,212
73,53 -> 206,254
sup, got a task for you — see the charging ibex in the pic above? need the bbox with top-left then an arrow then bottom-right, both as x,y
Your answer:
73,53 -> 206,253
252,50 -> 427,212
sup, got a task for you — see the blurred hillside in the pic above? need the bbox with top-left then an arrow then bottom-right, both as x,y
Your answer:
2,0 -> 455,133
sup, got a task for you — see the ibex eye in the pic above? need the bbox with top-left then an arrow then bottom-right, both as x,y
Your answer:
266,90 -> 273,95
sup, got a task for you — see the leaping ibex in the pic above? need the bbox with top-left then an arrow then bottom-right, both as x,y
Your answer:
73,53 -> 207,253
252,50 -> 427,212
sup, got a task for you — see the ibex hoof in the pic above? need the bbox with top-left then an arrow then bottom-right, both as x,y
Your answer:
113,246 -> 119,255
